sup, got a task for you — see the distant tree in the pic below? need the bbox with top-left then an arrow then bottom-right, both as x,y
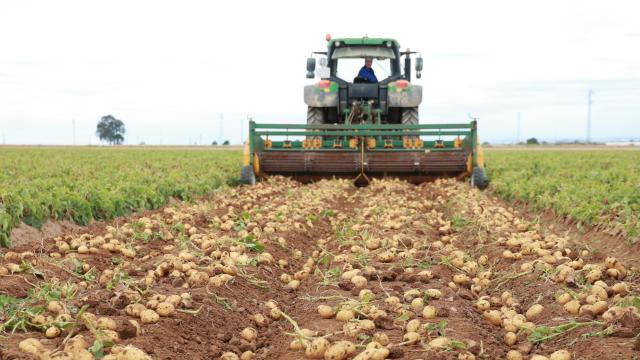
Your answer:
211,141 -> 218,146
223,140 -> 230,145
526,137 -> 539,145
96,115 -> 126,145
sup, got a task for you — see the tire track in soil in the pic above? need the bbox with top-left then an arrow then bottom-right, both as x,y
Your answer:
1,177 -> 639,360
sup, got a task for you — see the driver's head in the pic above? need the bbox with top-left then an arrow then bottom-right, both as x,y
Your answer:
364,57 -> 373,69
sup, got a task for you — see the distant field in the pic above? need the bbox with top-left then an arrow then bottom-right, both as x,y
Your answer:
0,147 -> 242,246
486,149 -> 640,241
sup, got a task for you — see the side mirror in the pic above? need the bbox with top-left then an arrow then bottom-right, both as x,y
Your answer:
306,57 -> 316,79
415,57 -> 423,79
415,57 -> 423,71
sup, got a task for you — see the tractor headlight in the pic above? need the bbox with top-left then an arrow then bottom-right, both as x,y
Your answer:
334,41 -> 341,47
386,41 -> 392,48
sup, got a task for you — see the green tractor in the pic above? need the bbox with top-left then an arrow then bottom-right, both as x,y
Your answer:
241,35 -> 487,188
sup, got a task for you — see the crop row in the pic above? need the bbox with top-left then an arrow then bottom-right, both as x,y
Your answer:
0,147 -> 242,247
486,149 -> 640,242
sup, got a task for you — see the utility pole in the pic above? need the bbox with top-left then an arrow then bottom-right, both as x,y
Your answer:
587,89 -> 593,143
219,113 -> 223,144
241,114 -> 246,144
72,119 -> 76,145
517,112 -> 521,144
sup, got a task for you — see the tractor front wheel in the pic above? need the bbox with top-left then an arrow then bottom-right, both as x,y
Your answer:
470,166 -> 488,190
240,166 -> 256,186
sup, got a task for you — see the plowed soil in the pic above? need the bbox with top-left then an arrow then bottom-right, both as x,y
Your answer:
1,178 -> 639,360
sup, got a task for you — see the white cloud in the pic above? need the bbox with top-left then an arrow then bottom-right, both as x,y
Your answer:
0,0 -> 639,144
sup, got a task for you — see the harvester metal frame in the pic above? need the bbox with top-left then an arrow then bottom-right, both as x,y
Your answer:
242,120 -> 486,186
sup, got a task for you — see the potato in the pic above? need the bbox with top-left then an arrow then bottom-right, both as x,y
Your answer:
219,352 -> 240,360
359,319 -> 375,331
254,313 -> 267,327
591,285 -> 608,301
476,299 -> 490,311
506,350 -> 523,360
290,338 -> 309,350
342,269 -> 360,280
19,338 -> 44,355
209,274 -> 234,287
270,308 -> 282,320
612,282 -> 628,295
146,299 -> 160,310
114,346 -> 152,360
165,294 -> 182,307
483,310 -> 502,326
592,300 -> 608,315
402,331 -> 420,344
240,327 -> 257,342
563,300 -> 580,314
95,329 -> 119,344
156,302 -> 175,317
372,332 -> 389,346
305,337 -> 330,359
352,349 -> 376,360
64,335 -> 88,354
410,297 -> 424,312
287,279 -> 301,290
458,351 -> 476,360
47,301 -> 64,314
549,350 -> 571,360
406,319 -> 421,332
424,289 -> 442,299
44,326 -> 60,338
422,305 -> 437,319
453,274 -> 470,285
504,331 -> 517,346
525,304 -> 544,320
555,292 -> 572,305
429,337 -> 451,349
351,275 -> 368,288
530,356 -> 549,360
318,305 -> 335,319
97,317 -> 117,330
240,351 -> 254,360
336,310 -> 354,322
125,303 -> 147,317
139,309 -> 159,324
324,341 -> 352,360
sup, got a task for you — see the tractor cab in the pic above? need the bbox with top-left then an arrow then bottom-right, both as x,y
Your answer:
304,36 -> 424,125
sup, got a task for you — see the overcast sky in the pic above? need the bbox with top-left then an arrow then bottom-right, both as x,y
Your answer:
1,0 -> 639,145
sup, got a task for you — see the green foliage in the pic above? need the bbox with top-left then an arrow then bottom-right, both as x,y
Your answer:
96,115 -> 126,145
88,339 -> 114,359
526,137 -> 539,145
240,234 -> 264,253
487,150 -> 640,242
0,148 -> 242,247
528,320 -> 599,344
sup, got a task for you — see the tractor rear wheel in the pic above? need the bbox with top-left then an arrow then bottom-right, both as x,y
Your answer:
471,166 -> 488,190
401,107 -> 419,125
240,166 -> 256,186
401,107 -> 419,141
307,107 -> 323,125
307,107 -> 323,142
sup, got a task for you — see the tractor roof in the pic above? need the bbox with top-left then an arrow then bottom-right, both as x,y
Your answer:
328,37 -> 400,48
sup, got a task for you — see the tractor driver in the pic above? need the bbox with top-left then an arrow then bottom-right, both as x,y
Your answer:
357,57 -> 378,83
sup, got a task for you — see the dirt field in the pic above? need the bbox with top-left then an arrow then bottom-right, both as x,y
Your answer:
1,177 -> 639,360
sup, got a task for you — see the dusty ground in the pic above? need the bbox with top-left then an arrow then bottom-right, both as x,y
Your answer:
1,178 -> 639,360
